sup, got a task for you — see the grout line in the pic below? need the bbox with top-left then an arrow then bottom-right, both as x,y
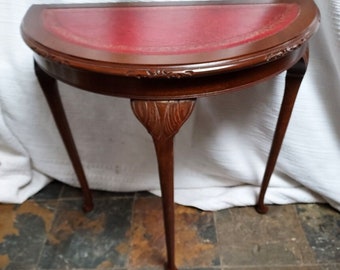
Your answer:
35,198 -> 61,270
292,204 -> 319,264
213,210 -> 224,268
123,191 -> 138,270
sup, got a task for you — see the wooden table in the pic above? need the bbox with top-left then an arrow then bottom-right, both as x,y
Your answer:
21,1 -> 320,269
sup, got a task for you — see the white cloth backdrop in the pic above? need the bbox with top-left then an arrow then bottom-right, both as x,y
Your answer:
0,0 -> 339,211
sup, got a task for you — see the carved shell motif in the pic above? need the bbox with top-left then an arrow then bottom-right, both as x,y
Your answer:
131,100 -> 195,140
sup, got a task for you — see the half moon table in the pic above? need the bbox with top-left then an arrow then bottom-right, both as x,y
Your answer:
21,1 -> 320,269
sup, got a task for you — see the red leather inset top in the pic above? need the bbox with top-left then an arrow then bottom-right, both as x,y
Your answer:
42,4 -> 300,55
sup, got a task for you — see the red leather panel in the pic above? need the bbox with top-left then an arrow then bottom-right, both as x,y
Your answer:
42,4 -> 300,55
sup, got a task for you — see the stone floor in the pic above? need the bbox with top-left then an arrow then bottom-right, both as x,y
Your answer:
0,181 -> 339,270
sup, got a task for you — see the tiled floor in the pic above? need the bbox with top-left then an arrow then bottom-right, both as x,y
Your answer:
0,181 -> 339,270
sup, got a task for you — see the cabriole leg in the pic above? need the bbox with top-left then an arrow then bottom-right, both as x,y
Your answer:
131,99 -> 195,270
256,50 -> 309,214
34,61 -> 94,212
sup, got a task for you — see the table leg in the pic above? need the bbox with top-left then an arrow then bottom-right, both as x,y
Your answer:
256,51 -> 309,214
34,61 -> 94,212
131,99 -> 195,270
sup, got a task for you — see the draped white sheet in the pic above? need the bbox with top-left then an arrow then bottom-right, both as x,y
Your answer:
0,0 -> 339,211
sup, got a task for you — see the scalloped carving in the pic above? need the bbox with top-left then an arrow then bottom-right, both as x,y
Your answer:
127,69 -> 194,79
266,38 -> 307,61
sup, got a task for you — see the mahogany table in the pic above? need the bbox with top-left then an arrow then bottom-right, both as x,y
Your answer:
21,1 -> 320,269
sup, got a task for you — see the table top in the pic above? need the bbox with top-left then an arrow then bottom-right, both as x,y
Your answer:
21,0 -> 320,77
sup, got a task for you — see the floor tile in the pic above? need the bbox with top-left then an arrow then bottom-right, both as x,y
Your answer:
60,184 -> 135,199
4,264 -> 36,270
30,180 -> 64,200
179,266 -> 222,270
215,205 -> 316,267
129,197 -> 220,269
296,204 -> 340,263
319,264 -> 340,270
135,191 -> 158,198
0,201 -> 57,270
1,180 -> 339,270
38,198 -> 133,269
222,266 -> 323,269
